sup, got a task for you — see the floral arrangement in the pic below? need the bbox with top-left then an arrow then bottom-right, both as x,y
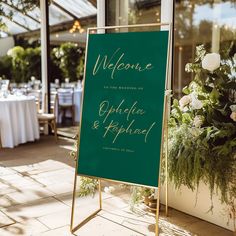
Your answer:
70,44 -> 236,219
169,43 -> 236,221
52,43 -> 84,82
130,187 -> 155,211
7,46 -> 41,83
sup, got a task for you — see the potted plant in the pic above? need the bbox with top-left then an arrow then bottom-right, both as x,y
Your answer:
168,43 -> 236,229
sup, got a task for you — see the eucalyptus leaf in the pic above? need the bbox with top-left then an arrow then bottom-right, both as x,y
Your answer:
198,95 -> 207,100
173,99 -> 179,107
210,87 -> 220,103
182,86 -> 191,95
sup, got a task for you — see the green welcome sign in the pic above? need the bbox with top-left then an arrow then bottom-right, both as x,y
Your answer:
77,30 -> 169,187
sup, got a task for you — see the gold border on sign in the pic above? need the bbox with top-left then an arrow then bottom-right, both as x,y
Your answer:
70,22 -> 172,236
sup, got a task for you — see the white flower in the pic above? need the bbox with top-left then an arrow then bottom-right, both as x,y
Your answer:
230,105 -> 236,112
7,49 -> 13,57
202,53 -> 221,72
190,127 -> 202,136
104,186 -> 115,194
179,95 -> 191,108
193,115 -> 204,128
230,112 -> 236,122
233,53 -> 236,61
190,94 -> 203,110
182,107 -> 189,112
109,186 -> 115,193
165,89 -> 172,96
104,187 -> 109,193
191,98 -> 203,110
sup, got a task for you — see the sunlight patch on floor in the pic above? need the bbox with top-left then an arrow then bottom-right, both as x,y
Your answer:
159,217 -> 193,236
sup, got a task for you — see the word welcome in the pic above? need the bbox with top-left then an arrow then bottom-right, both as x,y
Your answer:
92,48 -> 153,79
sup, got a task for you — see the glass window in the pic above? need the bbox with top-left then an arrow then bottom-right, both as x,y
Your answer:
106,0 -> 236,97
0,16 -> 27,34
24,7 -> 41,21
106,0 -> 161,32
54,0 -> 97,18
1,3 -> 40,31
0,0 -> 97,37
49,4 -> 73,25
174,0 -> 236,97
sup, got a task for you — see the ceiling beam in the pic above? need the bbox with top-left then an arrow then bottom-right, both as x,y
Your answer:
1,15 -> 31,32
15,14 -> 96,39
52,1 -> 78,20
88,0 -> 97,7
2,1 -> 40,24
50,40 -> 86,47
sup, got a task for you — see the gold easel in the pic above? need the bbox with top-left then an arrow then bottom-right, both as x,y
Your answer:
70,23 -> 172,236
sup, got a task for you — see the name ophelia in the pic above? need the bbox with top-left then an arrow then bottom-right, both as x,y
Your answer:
93,48 -> 153,79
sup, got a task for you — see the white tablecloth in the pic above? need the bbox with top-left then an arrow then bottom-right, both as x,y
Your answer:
0,95 -> 39,148
56,88 -> 83,123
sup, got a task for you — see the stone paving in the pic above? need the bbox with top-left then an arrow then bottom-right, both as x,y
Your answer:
0,136 -> 234,236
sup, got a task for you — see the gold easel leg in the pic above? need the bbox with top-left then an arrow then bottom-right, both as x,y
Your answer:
165,151 -> 168,217
165,101 -> 169,217
70,160 -> 78,232
70,170 -> 103,233
99,179 -> 102,209
155,122 -> 164,236
155,184 -> 161,236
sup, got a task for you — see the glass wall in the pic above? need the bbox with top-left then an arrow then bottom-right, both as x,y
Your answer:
174,0 -> 236,97
106,0 -> 161,32
106,0 -> 236,97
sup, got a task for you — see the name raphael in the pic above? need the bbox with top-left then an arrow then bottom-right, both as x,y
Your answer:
98,99 -> 156,143
103,119 -> 156,144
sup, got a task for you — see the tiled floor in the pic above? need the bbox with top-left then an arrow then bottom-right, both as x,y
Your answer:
0,136 -> 234,236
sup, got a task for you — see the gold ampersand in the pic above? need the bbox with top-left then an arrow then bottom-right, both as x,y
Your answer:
92,120 -> 100,130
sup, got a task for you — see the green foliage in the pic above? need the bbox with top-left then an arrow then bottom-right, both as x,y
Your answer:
77,177 -> 98,197
7,46 -> 41,82
130,187 -> 154,210
24,47 -> 41,81
69,137 -> 98,198
0,55 -> 12,79
7,46 -> 26,83
52,43 -> 84,82
6,0 -> 40,12
169,44 -> 236,216
76,53 -> 85,80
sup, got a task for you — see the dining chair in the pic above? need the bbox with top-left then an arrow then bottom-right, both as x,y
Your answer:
27,90 -> 42,113
57,88 -> 75,125
37,93 -> 58,141
49,91 -> 58,113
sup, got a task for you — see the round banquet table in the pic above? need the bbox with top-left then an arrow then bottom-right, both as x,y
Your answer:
0,95 -> 39,148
